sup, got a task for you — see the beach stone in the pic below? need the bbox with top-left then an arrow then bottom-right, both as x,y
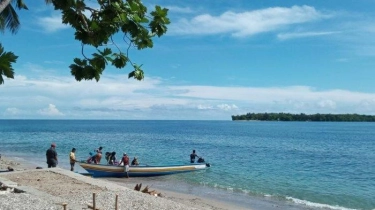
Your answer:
0,168 -> 200,210
0,179 -> 18,187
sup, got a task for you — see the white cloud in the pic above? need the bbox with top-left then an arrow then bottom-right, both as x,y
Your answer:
38,104 -> 64,116
4,108 -> 21,115
335,20 -> 375,57
172,85 -> 371,103
37,14 -> 69,33
2,72 -> 375,119
170,5 -> 330,37
277,31 -> 340,40
44,60 -> 65,65
335,58 -> 349,62
197,104 -> 214,110
317,100 -> 336,109
217,104 -> 238,111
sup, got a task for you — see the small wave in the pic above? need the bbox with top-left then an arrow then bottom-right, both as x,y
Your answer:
202,182 -> 270,198
286,196 -> 358,210
239,189 -> 250,194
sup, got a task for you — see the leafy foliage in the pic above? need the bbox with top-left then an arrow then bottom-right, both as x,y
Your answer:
0,43 -> 17,84
0,0 -> 28,34
49,0 -> 170,82
0,0 -> 28,84
0,0 -> 170,85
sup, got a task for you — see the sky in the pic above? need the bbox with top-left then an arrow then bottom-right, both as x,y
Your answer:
2,0 -> 375,120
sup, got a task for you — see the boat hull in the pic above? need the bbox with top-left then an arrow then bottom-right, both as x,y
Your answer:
78,162 -> 210,177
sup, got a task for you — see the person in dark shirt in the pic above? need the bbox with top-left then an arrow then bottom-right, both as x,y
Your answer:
108,152 -> 117,165
190,150 -> 199,163
105,152 -> 111,163
131,157 -> 139,166
46,143 -> 58,168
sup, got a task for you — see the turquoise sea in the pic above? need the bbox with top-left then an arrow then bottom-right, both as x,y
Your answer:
0,120 -> 374,210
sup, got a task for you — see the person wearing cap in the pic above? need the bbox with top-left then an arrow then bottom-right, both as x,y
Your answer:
69,148 -> 77,171
46,143 -> 58,168
118,153 -> 130,178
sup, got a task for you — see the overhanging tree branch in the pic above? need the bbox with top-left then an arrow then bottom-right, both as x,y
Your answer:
0,0 -> 170,84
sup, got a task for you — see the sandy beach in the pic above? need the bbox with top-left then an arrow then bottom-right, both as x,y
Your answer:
0,155 -> 250,210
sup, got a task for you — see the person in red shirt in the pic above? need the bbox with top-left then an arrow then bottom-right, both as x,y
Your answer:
119,153 -> 130,178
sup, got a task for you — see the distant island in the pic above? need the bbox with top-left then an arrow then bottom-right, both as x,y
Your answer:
231,113 -> 375,122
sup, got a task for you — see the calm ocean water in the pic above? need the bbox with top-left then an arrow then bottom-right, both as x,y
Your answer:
0,120 -> 374,210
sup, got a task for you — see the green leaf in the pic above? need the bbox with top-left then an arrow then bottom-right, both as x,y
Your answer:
70,63 -> 85,81
112,53 -> 128,69
128,64 -> 144,80
36,1 -> 170,83
90,21 -> 99,30
0,44 -> 18,84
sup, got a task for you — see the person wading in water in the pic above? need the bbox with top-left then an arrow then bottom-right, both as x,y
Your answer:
190,150 -> 199,163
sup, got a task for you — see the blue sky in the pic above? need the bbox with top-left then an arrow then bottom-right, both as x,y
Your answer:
2,0 -> 375,120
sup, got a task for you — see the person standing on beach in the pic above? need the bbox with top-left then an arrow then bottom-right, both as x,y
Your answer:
46,143 -> 58,168
190,150 -> 199,163
119,153 -> 130,178
69,148 -> 77,171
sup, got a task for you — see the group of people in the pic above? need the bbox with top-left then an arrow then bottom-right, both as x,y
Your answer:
104,151 -> 139,166
46,143 -> 77,171
46,143 -> 203,176
46,144 -> 137,177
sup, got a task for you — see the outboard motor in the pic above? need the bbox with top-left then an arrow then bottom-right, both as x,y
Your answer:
197,157 -> 205,163
197,157 -> 210,167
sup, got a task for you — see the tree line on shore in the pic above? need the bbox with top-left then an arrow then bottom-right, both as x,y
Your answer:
231,113 -> 375,122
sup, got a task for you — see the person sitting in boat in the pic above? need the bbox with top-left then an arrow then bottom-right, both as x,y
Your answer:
86,152 -> 94,163
131,157 -> 139,166
108,152 -> 117,165
94,147 -> 103,163
95,146 -> 103,153
95,152 -> 102,164
105,152 -> 111,163
86,152 -> 102,164
190,150 -> 200,163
